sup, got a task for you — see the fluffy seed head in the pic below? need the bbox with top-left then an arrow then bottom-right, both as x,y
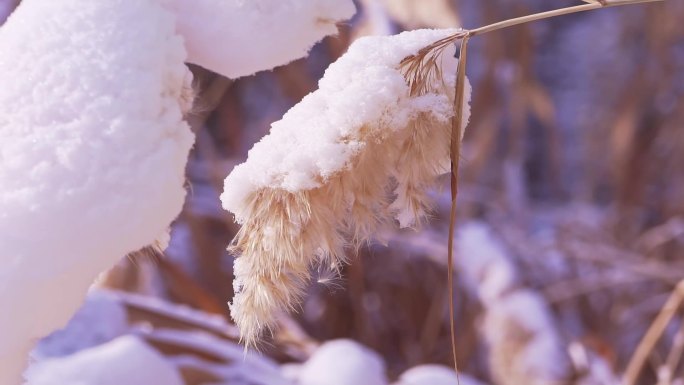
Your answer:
221,29 -> 472,345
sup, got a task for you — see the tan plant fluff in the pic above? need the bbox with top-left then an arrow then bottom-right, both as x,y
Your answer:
221,29 -> 471,345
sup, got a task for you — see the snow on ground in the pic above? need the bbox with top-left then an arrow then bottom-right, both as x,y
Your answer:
298,339 -> 388,385
26,336 -> 184,385
396,364 -> 487,385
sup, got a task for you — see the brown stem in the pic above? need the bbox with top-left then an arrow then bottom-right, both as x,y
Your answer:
468,0 -> 663,37
448,34 -> 470,384
623,280 -> 684,385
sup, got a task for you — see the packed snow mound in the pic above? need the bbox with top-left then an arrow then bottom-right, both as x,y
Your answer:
299,339 -> 388,385
0,0 -> 192,382
168,0 -> 357,78
26,336 -> 184,385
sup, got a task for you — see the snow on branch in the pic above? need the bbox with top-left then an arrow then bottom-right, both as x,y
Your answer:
168,0 -> 357,78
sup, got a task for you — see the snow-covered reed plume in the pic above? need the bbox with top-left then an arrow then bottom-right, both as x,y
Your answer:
221,28 -> 472,345
0,0 -> 353,383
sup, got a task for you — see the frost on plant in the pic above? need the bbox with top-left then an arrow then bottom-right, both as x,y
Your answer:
221,28 -> 472,345
0,0 -> 353,383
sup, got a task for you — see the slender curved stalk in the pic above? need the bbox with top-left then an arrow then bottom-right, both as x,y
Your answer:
623,281 -> 684,385
468,0 -> 663,37
448,34 -> 470,384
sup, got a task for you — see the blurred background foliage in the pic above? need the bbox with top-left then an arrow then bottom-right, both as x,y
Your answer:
6,0 -> 684,384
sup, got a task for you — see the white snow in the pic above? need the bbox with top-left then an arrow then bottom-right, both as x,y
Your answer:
397,365 -> 487,385
483,290 -> 572,383
0,1 -> 192,382
25,336 -> 184,385
167,0 -> 356,78
298,339 -> 388,385
456,222 -> 573,384
222,28 -> 467,223
456,222 -> 518,304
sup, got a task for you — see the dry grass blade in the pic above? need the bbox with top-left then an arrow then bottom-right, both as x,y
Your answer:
663,319 -> 684,383
624,280 -> 684,385
447,34 -> 470,383
400,33 -> 467,89
399,32 -> 466,97
400,0 -> 665,49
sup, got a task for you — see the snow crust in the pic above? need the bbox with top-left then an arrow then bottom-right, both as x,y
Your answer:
167,0 -> 356,78
25,336 -> 184,385
222,28 -> 466,223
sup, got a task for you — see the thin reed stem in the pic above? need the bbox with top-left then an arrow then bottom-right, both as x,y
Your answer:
623,280 -> 684,385
468,0 -> 663,37
409,0 -> 664,55
448,34 -> 470,384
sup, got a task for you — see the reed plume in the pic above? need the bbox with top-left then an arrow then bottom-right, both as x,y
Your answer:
222,29 -> 471,345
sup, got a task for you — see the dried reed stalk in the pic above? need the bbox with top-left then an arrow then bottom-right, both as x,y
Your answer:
400,0 -> 664,65
624,280 -> 684,385
447,35 -> 469,382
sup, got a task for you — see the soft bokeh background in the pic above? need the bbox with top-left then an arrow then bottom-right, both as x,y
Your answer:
5,0 -> 684,384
